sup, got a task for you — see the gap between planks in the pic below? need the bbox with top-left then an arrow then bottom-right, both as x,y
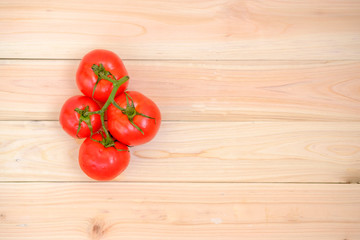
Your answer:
2,58 -> 360,61
0,181 -> 357,184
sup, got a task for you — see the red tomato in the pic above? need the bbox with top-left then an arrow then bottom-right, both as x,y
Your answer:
76,49 -> 129,103
78,134 -> 130,181
59,95 -> 101,138
107,91 -> 161,146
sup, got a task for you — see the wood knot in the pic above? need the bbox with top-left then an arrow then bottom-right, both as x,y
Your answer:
89,217 -> 110,240
92,224 -> 102,235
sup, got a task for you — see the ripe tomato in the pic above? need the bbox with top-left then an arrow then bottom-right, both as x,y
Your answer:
59,95 -> 101,138
107,91 -> 161,146
76,49 -> 129,103
78,134 -> 130,181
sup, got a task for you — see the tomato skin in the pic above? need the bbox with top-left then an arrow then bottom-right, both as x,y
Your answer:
59,95 -> 101,138
76,49 -> 129,103
79,134 -> 130,181
107,91 -> 161,146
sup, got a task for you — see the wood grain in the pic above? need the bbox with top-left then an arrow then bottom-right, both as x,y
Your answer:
1,0 -> 360,60
1,1 -> 359,238
0,183 -> 359,239
1,60 -> 360,121
1,121 -> 359,183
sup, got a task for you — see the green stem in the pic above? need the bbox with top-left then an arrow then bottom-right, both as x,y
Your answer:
86,75 -> 129,118
101,76 -> 129,111
77,71 -> 154,144
100,112 -> 110,139
79,71 -> 129,148
92,76 -> 129,145
99,73 -> 117,84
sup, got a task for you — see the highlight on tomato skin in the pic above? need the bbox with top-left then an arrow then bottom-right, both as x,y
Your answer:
59,95 -> 102,138
76,49 -> 129,103
107,91 -> 162,146
78,134 -> 130,181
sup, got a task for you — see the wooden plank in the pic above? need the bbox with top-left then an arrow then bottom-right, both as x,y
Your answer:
0,121 -> 359,183
0,183 -> 359,239
1,60 -> 360,121
1,0 -> 360,60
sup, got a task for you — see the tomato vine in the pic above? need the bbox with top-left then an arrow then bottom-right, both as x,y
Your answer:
74,63 -> 155,148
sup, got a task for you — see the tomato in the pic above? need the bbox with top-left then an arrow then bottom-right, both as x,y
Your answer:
78,133 -> 130,181
59,95 -> 101,138
107,91 -> 161,146
76,49 -> 129,103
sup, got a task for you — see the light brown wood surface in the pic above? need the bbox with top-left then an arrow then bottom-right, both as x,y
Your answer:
1,0 -> 360,60
1,60 -> 360,121
1,183 -> 360,239
0,0 -> 359,239
1,121 -> 360,183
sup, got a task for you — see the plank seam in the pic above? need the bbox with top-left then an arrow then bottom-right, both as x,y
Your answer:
0,181 -> 358,184
1,58 -> 360,62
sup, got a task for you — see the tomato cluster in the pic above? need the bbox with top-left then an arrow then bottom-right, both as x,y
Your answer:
59,49 -> 161,181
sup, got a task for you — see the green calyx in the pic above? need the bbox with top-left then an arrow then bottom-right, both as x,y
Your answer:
74,106 -> 94,138
91,63 -> 118,99
111,91 -> 156,135
125,106 -> 136,119
89,132 -> 128,152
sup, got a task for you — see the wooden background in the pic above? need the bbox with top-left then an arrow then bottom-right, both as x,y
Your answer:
1,0 -> 360,239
